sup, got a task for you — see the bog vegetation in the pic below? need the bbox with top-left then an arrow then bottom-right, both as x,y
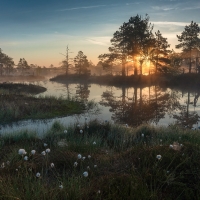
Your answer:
1,121 -> 200,199
0,83 -> 85,125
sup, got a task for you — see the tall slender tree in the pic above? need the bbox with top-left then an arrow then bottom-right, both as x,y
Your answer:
4,55 -> 15,75
126,14 -> 154,75
151,30 -> 171,73
17,58 -> 29,75
74,51 -> 90,75
176,21 -> 200,73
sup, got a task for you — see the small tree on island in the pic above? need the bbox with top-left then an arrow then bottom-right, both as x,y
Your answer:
17,58 -> 29,75
176,21 -> 200,73
74,51 -> 90,76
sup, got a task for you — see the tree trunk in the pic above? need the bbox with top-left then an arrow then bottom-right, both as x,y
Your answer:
189,49 -> 192,73
122,61 -> 126,77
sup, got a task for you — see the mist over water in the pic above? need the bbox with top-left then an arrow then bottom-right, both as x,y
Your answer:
1,80 -> 200,136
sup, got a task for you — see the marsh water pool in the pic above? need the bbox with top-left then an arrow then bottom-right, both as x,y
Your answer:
1,79 -> 200,136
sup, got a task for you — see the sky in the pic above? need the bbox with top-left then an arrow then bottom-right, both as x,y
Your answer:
0,0 -> 199,67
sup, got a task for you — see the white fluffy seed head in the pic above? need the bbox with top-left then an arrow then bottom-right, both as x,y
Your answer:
31,150 -> 36,155
83,171 -> 88,177
18,149 -> 27,155
43,143 -> 48,147
45,148 -> 50,153
156,155 -> 162,160
59,184 -> 63,189
50,163 -> 54,168
24,156 -> 28,161
36,172 -> 40,178
77,154 -> 82,159
74,162 -> 78,167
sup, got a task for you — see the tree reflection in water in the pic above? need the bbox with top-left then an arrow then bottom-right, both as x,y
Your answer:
75,83 -> 91,101
173,90 -> 200,128
100,85 -> 200,128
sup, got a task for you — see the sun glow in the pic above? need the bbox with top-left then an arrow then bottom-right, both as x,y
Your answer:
126,55 -> 153,75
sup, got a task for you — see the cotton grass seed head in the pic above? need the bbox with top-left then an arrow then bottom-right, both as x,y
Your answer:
80,130 -> 83,134
50,163 -> 54,168
88,155 -> 91,159
43,143 -> 48,147
74,162 -> 78,167
18,149 -> 27,155
83,171 -> 88,177
64,130 -> 67,134
36,172 -> 40,178
24,156 -> 28,161
45,148 -> 50,153
41,151 -> 46,156
31,150 -> 36,155
93,141 -> 96,145
77,154 -> 82,159
59,184 -> 63,189
156,155 -> 162,160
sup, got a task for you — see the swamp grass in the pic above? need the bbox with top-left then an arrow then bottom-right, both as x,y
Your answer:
1,121 -> 200,199
0,83 -> 86,125
0,94 -> 85,124
0,82 -> 46,95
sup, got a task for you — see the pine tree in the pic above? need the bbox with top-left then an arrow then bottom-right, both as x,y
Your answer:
176,21 -> 200,73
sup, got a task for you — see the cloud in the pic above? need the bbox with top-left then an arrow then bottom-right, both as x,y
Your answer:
56,5 -> 106,12
181,6 -> 200,11
85,37 -> 110,46
125,2 -> 140,6
0,41 -> 20,46
152,21 -> 192,26
151,6 -> 175,11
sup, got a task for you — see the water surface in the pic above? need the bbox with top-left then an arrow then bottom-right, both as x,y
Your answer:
1,80 -> 200,136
